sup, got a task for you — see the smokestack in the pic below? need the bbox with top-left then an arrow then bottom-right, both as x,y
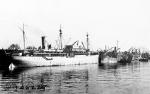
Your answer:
41,36 -> 45,49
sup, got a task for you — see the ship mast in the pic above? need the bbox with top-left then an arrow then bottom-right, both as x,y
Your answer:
86,33 -> 89,51
22,23 -> 25,50
59,24 -> 63,50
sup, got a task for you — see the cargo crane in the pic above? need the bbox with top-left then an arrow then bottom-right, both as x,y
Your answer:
72,40 -> 79,46
81,42 -> 86,50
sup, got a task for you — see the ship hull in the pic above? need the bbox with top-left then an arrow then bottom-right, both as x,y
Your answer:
98,56 -> 118,66
98,51 -> 118,66
98,52 -> 133,66
12,55 -> 99,67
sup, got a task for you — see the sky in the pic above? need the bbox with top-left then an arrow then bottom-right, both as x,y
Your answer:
0,0 -> 150,51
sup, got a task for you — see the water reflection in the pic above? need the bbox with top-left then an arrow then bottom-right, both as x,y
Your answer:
1,67 -> 29,79
0,65 -> 90,94
0,62 -> 150,94
94,62 -> 150,94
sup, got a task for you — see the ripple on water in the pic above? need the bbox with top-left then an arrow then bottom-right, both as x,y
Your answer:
0,63 -> 150,94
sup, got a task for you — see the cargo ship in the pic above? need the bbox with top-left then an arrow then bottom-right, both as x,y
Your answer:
9,25 -> 98,68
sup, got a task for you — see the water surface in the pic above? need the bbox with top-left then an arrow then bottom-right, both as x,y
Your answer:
1,62 -> 150,94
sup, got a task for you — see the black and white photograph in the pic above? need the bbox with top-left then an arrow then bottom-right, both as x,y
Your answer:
0,0 -> 150,94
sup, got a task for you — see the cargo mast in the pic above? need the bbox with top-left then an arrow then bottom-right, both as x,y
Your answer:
22,24 -> 25,50
86,33 -> 89,51
59,24 -> 63,50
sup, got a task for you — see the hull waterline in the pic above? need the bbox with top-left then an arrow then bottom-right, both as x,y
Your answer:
12,55 -> 99,67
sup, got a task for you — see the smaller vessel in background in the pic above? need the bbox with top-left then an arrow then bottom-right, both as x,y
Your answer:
98,46 -> 133,66
117,51 -> 133,64
139,52 -> 149,62
98,47 -> 118,66
128,48 -> 149,62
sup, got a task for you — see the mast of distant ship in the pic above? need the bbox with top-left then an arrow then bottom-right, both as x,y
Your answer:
116,40 -> 119,50
59,24 -> 63,50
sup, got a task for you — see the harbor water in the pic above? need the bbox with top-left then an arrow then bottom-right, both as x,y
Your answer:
1,62 -> 150,94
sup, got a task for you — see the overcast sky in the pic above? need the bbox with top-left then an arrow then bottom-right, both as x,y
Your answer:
0,0 -> 150,51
